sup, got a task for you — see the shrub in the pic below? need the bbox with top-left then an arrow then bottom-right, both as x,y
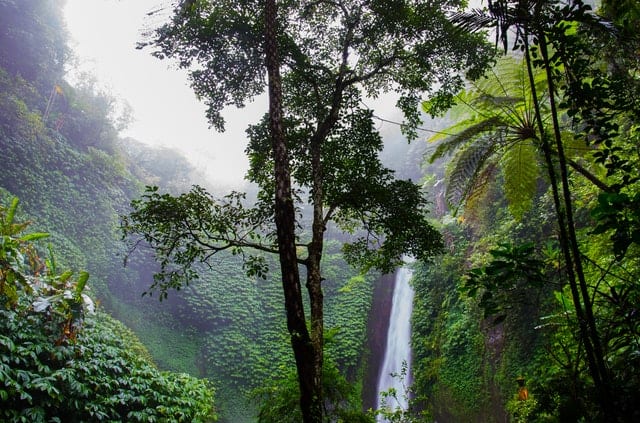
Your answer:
0,197 -> 217,422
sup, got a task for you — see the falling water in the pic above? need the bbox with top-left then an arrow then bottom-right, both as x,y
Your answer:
376,262 -> 414,421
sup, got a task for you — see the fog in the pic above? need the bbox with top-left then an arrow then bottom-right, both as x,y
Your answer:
64,0 -> 261,190
63,0 -> 423,189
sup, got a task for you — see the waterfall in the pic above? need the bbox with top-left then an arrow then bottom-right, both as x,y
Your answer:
376,262 -> 414,421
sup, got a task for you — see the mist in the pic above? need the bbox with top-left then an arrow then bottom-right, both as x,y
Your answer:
64,0 -> 258,191
63,0 -> 431,193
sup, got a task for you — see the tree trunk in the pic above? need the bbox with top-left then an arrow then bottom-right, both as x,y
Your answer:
523,23 -> 615,420
304,84 -> 346,419
307,130 -> 325,417
263,1 -> 323,421
537,34 -> 614,421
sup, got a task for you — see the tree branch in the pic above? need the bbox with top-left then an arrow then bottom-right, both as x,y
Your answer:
565,156 -> 612,193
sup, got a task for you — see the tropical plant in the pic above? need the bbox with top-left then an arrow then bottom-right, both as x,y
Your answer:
433,1 -> 639,420
424,55 -> 608,220
0,197 -> 217,422
253,353 -> 372,423
463,242 -> 545,323
424,56 -> 548,220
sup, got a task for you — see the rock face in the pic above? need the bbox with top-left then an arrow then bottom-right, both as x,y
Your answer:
362,272 -> 397,411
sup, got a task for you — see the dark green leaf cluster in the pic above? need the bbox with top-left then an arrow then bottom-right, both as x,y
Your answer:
0,200 -> 217,422
463,242 -> 545,322
1,305 -> 217,423
244,101 -> 444,272
591,192 -> 640,260
147,0 -> 493,135
122,185 -> 277,298
340,179 -> 443,274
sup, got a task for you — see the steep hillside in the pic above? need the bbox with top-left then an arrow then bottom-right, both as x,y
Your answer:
0,2 -> 378,421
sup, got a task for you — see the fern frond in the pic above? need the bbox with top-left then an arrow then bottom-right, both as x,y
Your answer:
423,88 -> 486,124
473,57 -> 546,117
6,197 -> 19,227
474,94 -> 520,107
425,117 -> 472,145
446,136 -> 496,212
450,9 -> 495,33
464,162 -> 499,222
428,116 -> 503,163
501,140 -> 539,221
473,58 -> 517,96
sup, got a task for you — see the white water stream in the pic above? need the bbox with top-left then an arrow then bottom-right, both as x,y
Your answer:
376,263 -> 414,421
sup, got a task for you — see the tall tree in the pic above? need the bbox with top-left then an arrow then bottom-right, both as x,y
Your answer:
125,1 -> 492,420
262,0 -> 321,420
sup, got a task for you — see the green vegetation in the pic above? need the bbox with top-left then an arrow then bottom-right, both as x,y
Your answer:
130,1 -> 491,420
411,1 -> 640,422
0,1 -> 380,421
3,0 -> 640,422
254,355 -> 373,423
0,197 -> 216,422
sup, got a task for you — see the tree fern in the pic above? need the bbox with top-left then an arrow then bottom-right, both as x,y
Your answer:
428,116 -> 504,163
423,56 -> 546,219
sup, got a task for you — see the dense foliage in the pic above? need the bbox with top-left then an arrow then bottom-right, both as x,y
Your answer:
130,1 -> 495,419
155,242 -> 377,422
411,0 -> 640,422
0,0 -> 68,89
8,0 -> 640,422
0,58 -> 375,420
0,197 -> 217,422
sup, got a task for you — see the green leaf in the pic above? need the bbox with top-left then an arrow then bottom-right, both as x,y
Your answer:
428,116 -> 502,163
75,271 -> 90,296
446,136 -> 495,210
19,232 -> 50,242
58,270 -> 73,283
501,140 -> 539,220
5,197 -> 19,228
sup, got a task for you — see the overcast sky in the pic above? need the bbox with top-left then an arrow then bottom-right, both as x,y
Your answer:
63,0 -> 266,189
63,0 -> 413,189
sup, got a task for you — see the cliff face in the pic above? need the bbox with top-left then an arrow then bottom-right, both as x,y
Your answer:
362,272 -> 397,411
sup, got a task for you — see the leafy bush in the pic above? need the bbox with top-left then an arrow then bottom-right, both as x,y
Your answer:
0,197 -> 217,422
